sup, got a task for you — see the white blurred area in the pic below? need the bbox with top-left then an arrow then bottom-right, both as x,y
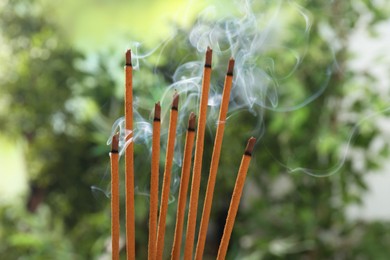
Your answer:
346,13 -> 390,220
347,163 -> 390,220
0,137 -> 27,204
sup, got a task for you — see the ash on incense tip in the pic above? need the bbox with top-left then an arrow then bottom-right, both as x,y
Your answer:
154,102 -> 161,121
205,46 -> 212,67
245,137 -> 256,156
172,92 -> 179,110
188,112 -> 196,132
111,133 -> 119,153
227,58 -> 235,76
125,49 -> 132,66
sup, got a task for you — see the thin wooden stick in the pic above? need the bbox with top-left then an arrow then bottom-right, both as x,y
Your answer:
184,47 -> 213,259
156,93 -> 180,260
111,133 -> 120,260
124,49 -> 135,260
171,113 -> 197,260
148,102 -> 161,260
216,137 -> 256,260
195,58 -> 235,260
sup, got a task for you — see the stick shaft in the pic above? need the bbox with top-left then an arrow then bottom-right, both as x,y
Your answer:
156,101 -> 179,260
171,119 -> 196,260
216,146 -> 254,260
111,151 -> 120,260
148,110 -> 161,260
184,48 -> 212,259
125,53 -> 135,260
195,65 -> 233,260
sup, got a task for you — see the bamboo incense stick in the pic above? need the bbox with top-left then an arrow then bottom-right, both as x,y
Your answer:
171,113 -> 197,260
184,47 -> 213,259
194,58 -> 235,260
111,133 -> 120,260
124,49 -> 135,260
156,93 -> 180,260
216,137 -> 256,260
148,102 -> 161,260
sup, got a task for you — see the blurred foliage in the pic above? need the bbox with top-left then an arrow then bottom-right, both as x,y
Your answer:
0,0 -> 113,258
1,0 -> 390,259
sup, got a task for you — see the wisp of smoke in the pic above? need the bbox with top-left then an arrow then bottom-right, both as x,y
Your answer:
101,0 -> 384,199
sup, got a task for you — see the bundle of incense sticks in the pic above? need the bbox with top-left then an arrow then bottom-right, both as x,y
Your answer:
109,48 -> 256,260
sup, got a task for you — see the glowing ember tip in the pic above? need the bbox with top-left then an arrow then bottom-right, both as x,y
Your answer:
111,133 -> 119,153
245,137 -> 256,156
188,112 -> 196,131
172,92 -> 179,110
125,49 -> 132,66
227,58 -> 235,76
205,47 -> 212,67
154,102 -> 161,121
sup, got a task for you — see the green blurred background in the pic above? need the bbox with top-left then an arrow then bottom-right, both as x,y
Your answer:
1,0 -> 390,259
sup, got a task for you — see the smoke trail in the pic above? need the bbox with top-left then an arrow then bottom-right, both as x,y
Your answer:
103,0 -> 361,194
266,107 -> 390,177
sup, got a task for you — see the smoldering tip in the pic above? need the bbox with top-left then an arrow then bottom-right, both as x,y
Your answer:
244,137 -> 256,156
172,92 -> 179,111
188,112 -> 196,132
154,102 -> 161,121
111,133 -> 119,153
205,46 -> 212,67
227,58 -> 235,76
125,49 -> 132,66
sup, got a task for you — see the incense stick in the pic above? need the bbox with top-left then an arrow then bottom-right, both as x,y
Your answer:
195,58 -> 235,260
216,137 -> 256,260
110,133 -> 120,260
184,47 -> 213,259
171,113 -> 197,260
156,93 -> 180,260
148,102 -> 161,260
124,49 -> 135,259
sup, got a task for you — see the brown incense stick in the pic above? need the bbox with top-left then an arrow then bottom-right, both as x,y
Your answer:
156,93 -> 180,260
124,49 -> 135,260
195,58 -> 235,260
148,102 -> 161,260
171,113 -> 197,260
111,133 -> 120,260
184,47 -> 213,259
216,137 -> 256,260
